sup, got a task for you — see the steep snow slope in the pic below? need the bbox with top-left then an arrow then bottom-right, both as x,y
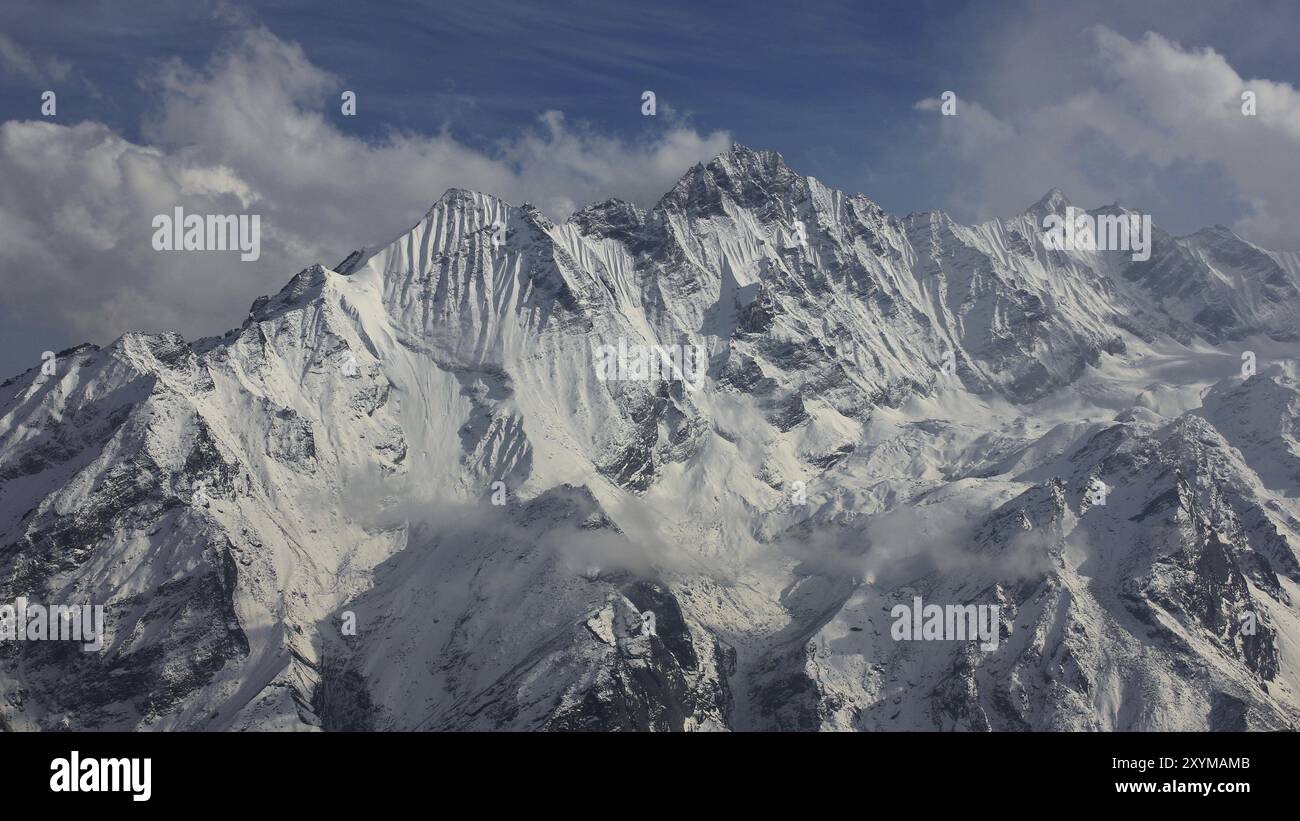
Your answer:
2,145 -> 1298,730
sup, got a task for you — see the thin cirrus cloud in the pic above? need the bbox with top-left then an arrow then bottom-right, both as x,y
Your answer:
0,32 -> 71,86
912,26 -> 1300,251
0,27 -> 731,377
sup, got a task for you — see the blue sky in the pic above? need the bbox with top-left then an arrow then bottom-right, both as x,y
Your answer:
1,0 -> 1298,375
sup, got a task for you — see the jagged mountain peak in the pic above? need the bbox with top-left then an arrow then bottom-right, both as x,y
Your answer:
246,263 -> 331,322
656,143 -> 805,216
333,187 -> 525,278
565,198 -> 648,243
1026,187 -> 1073,219
567,197 -> 645,224
713,142 -> 795,175
428,186 -> 513,213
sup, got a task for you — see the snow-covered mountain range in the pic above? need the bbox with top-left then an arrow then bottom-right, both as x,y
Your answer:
3,144 -> 1299,731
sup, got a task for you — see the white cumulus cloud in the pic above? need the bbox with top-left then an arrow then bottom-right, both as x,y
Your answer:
914,27 -> 1300,250
0,27 -> 731,367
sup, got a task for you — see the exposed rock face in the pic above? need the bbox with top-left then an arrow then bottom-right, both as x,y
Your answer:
2,145 -> 1298,730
